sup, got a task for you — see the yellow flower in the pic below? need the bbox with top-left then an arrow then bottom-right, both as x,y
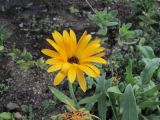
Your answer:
41,29 -> 107,92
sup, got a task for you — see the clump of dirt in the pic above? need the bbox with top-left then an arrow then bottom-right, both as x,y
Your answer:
0,55 -> 60,118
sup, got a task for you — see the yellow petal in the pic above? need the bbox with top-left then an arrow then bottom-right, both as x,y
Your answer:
70,29 -> 77,44
82,47 -> 105,59
61,62 -> 71,74
81,57 -> 107,64
85,64 -> 100,76
94,52 -> 105,57
76,34 -> 92,57
78,65 -> 98,77
53,71 -> 66,85
47,38 -> 59,51
52,31 -> 64,49
77,69 -> 87,92
47,65 -> 62,73
96,47 -> 105,53
78,31 -> 87,44
41,49 -> 59,58
47,39 -> 67,61
45,58 -> 63,65
68,66 -> 76,83
79,40 -> 101,59
85,39 -> 100,49
63,30 -> 72,57
70,29 -> 77,55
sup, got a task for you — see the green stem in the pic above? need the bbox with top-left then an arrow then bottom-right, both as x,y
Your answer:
68,82 -> 79,108
85,0 -> 96,13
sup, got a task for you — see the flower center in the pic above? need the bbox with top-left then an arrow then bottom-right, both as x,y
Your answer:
68,56 -> 79,64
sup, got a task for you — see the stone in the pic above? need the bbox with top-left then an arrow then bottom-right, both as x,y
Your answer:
14,112 -> 22,119
6,102 -> 20,111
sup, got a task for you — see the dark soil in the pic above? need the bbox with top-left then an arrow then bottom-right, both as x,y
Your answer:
0,0 -> 135,119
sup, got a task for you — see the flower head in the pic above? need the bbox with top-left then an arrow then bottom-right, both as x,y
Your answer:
42,29 -> 107,92
52,100 -> 101,120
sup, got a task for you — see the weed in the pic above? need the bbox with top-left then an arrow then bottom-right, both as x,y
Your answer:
69,6 -> 79,14
42,0 -> 56,8
118,23 -> 142,45
88,9 -> 119,36
0,83 -> 8,101
8,46 -> 47,72
41,99 -> 56,110
0,26 -> 10,48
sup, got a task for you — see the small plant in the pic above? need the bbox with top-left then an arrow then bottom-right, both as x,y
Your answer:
21,105 -> 34,120
35,57 -> 48,70
42,0 -> 56,8
0,84 -> 8,101
8,45 -> 47,72
133,0 -> 156,13
118,23 -> 142,45
88,9 -> 119,36
41,99 -> 56,110
0,26 -> 10,50
69,6 -> 79,14
138,12 -> 158,26
119,23 -> 135,40
8,47 -> 34,71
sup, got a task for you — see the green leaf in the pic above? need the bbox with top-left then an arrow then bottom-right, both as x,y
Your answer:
49,86 -> 75,107
146,115 -> 160,120
98,95 -> 107,120
142,84 -> 160,96
0,112 -> 12,120
137,45 -> 155,59
85,102 -> 96,111
121,84 -> 139,120
157,68 -> 160,81
0,45 -> 4,51
125,59 -> 134,84
106,22 -> 118,26
78,94 -> 101,105
140,58 -> 160,84
139,101 -> 160,108
107,86 -> 122,95
97,28 -> 108,36
96,74 -> 106,93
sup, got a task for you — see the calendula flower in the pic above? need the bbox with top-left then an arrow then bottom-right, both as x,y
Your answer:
41,29 -> 107,92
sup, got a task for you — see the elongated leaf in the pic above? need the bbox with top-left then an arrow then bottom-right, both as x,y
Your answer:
107,86 -> 122,95
85,101 -> 96,111
125,59 -> 134,84
139,101 -> 160,108
157,68 -> 160,81
78,94 -> 101,105
98,95 -> 107,120
146,115 -> 160,120
121,84 -> 139,120
140,58 -> 160,84
96,74 -> 106,93
142,84 -> 160,96
137,45 -> 155,59
49,86 -> 75,106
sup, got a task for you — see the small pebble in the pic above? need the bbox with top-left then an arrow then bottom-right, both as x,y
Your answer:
14,112 -> 22,119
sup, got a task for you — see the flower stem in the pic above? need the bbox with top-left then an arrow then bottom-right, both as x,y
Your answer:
68,82 -> 79,108
85,0 -> 96,13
